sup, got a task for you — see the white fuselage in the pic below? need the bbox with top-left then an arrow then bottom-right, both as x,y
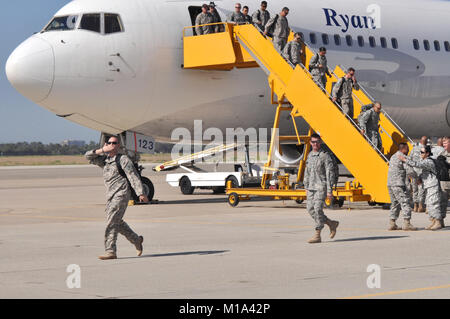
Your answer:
5,0 -> 450,140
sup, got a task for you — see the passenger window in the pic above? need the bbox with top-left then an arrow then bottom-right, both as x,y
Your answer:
369,36 -> 376,47
321,33 -> 329,45
424,40 -> 430,51
310,33 -> 316,44
357,36 -> 364,47
380,37 -> 387,48
334,34 -> 341,46
445,41 -> 450,52
105,14 -> 123,34
434,40 -> 440,51
391,38 -> 398,49
413,39 -> 420,50
346,35 -> 353,46
80,14 -> 101,33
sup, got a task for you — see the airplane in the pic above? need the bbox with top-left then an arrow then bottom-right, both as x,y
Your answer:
5,0 -> 450,150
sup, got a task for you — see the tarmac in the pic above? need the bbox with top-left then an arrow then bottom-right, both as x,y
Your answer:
0,164 -> 449,299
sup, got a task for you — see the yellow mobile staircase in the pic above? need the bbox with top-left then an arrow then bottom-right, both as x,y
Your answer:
182,23 -> 413,206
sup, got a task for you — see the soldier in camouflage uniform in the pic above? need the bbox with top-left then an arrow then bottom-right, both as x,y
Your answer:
264,7 -> 290,53
228,3 -> 246,24
400,145 -> 443,230
195,4 -> 214,35
439,137 -> 450,221
85,136 -> 149,260
209,4 -> 224,33
282,33 -> 303,67
409,136 -> 428,212
252,1 -> 270,32
303,133 -> 339,243
387,143 -> 417,230
308,47 -> 331,89
331,67 -> 360,119
242,6 -> 253,24
358,102 -> 382,150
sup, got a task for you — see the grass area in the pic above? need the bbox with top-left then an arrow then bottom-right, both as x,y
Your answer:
0,154 -> 173,166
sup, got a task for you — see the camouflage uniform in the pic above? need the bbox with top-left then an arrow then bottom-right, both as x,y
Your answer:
358,108 -> 382,150
243,14 -> 252,24
387,151 -> 412,220
195,12 -> 214,35
282,40 -> 302,67
252,9 -> 270,32
405,157 -> 442,220
210,10 -> 224,33
439,150 -> 450,218
409,144 -> 426,206
309,54 -> 330,89
331,77 -> 360,118
303,150 -> 334,230
85,150 -> 144,254
265,14 -> 290,53
228,11 -> 246,24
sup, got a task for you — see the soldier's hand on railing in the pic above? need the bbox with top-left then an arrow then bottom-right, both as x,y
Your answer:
360,129 -> 365,135
332,97 -> 337,102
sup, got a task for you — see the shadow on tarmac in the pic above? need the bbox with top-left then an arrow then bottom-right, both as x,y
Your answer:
118,250 -> 230,260
330,235 -> 409,243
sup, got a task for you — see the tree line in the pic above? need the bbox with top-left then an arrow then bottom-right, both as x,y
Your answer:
0,142 -> 174,156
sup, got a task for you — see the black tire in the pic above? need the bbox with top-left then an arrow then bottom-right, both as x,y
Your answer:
212,186 -> 226,194
131,176 -> 154,202
225,176 -> 239,189
368,201 -> 377,206
141,177 -> 155,201
295,199 -> 304,204
180,176 -> 194,195
228,192 -> 240,207
338,197 -> 345,208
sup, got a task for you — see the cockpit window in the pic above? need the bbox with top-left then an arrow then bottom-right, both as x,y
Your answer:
105,14 -> 123,34
44,15 -> 79,32
80,13 -> 101,33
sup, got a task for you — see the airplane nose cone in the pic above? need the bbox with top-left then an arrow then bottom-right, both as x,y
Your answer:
5,37 -> 54,103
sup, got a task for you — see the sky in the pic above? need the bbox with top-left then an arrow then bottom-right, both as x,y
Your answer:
0,0 -> 99,144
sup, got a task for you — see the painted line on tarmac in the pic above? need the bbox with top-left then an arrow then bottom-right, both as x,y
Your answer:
342,284 -> 450,299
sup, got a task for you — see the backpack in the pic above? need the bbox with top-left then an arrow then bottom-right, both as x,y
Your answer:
357,104 -> 373,124
432,156 -> 450,182
115,154 -> 141,198
266,14 -> 279,38
308,53 -> 319,72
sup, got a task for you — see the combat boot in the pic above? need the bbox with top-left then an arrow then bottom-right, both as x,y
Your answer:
418,203 -> 425,213
388,219 -> 400,231
98,252 -> 117,260
413,203 -> 418,212
325,218 -> 339,238
402,219 -> 418,231
425,218 -> 436,230
135,236 -> 144,256
431,219 -> 443,231
307,230 -> 321,244
440,219 -> 445,228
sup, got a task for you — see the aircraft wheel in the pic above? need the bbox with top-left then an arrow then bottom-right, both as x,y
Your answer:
180,176 -> 194,195
228,192 -> 240,207
141,177 -> 154,201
